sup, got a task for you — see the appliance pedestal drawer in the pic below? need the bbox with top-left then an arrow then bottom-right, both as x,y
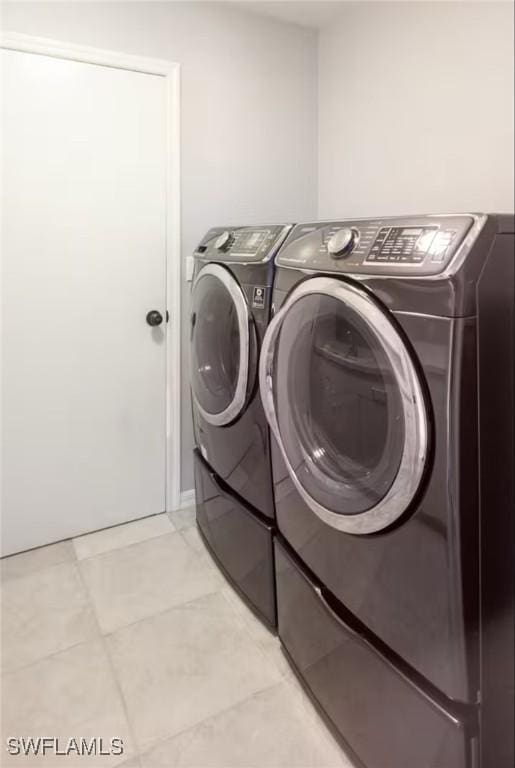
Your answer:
194,449 -> 276,628
275,538 -> 475,768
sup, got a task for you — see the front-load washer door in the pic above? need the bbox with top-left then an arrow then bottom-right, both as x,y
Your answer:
260,277 -> 429,534
191,263 -> 251,427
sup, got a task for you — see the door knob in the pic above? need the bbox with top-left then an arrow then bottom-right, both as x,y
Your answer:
146,310 -> 163,327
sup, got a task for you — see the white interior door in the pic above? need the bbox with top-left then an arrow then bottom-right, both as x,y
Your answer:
1,47 -> 169,555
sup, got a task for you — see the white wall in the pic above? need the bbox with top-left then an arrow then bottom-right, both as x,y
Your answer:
318,2 -> 514,218
1,1 -> 318,492
3,1 -> 513,492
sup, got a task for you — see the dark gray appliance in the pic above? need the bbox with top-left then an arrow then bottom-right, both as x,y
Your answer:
259,214 -> 514,767
190,224 -> 291,628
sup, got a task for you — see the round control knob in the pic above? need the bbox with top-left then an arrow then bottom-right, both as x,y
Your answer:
327,228 -> 358,259
215,230 -> 233,251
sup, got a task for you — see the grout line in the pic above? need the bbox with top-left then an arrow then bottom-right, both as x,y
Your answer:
70,511 -> 170,544
1,634 -> 100,679
1,559 -> 101,676
78,579 -> 281,761
0,537 -> 77,563
1,508 -> 187,570
1,538 -> 258,677
137,675 -> 286,762
3,545 -> 336,766
2,519 -> 351,767
166,510 -> 197,533
74,555 -> 142,765
73,512 -> 177,560
74,526 -> 179,564
174,530 -> 286,670
1,547 -> 77,584
73,527 -> 226,641
2,559 -> 234,679
218,589 -> 284,666
0,511 -> 171,564
99,579 -> 224,640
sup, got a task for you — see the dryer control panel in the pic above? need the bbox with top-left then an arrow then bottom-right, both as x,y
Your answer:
276,215 -> 482,277
367,225 -> 449,264
195,225 -> 292,264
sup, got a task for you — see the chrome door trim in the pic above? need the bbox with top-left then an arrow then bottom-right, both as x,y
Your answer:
191,263 -> 249,426
259,277 -> 428,534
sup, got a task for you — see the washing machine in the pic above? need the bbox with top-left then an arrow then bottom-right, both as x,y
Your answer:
259,214 -> 514,767
190,223 -> 291,628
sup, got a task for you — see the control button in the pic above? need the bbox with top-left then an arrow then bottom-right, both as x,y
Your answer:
215,231 -> 234,251
428,230 -> 455,262
415,229 -> 437,253
327,228 -> 359,259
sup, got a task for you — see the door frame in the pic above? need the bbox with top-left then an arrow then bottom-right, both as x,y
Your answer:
1,31 -> 182,512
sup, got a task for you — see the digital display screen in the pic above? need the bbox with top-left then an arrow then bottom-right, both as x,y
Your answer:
247,232 -> 262,247
401,228 -> 423,236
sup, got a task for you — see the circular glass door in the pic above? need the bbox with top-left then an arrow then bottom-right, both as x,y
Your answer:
191,264 -> 250,426
260,277 -> 429,534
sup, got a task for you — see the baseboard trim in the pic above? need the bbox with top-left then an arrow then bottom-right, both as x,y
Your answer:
178,489 -> 196,509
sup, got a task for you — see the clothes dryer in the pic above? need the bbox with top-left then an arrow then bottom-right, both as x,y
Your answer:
260,214 -> 514,767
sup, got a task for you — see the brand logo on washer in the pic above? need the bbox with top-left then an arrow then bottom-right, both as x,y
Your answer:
252,286 -> 266,309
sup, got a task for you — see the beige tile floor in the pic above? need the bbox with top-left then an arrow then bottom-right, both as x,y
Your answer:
1,508 -> 354,768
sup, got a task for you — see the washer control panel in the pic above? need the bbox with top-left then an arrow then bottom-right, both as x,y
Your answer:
276,215 -> 477,276
195,225 -> 292,263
